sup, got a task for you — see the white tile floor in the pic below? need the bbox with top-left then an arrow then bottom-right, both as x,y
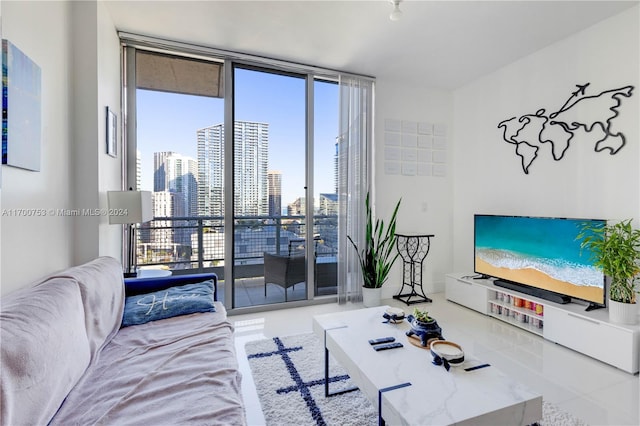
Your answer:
231,292 -> 640,426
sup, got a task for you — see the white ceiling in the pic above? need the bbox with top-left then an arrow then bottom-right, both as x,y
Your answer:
104,0 -> 638,89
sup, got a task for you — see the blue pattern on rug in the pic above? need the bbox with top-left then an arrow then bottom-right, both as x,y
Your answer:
247,337 -> 351,426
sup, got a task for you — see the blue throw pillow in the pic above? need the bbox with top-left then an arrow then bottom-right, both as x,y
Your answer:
122,280 -> 216,327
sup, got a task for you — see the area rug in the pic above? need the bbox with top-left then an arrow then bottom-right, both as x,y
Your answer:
245,333 -> 588,426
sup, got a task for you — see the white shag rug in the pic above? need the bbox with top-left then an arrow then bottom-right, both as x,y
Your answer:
245,333 -> 588,426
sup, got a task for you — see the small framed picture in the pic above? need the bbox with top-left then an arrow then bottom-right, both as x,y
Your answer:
106,106 -> 117,157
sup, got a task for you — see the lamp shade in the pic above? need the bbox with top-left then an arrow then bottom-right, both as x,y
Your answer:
107,190 -> 153,224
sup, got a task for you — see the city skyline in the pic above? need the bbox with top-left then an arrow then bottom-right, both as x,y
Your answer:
149,140 -> 338,217
136,69 -> 339,208
141,133 -> 333,211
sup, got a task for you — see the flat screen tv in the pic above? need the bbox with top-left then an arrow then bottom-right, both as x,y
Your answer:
474,215 -> 606,309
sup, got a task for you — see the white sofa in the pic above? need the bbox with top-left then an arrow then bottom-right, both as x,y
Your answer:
0,257 -> 245,425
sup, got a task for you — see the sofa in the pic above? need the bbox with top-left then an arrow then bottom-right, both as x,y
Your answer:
0,256 -> 246,425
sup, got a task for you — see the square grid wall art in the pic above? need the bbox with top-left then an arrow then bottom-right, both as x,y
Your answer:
383,118 -> 447,178
2,39 -> 41,171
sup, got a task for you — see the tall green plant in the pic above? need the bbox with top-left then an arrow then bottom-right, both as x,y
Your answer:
578,219 -> 640,304
347,192 -> 401,288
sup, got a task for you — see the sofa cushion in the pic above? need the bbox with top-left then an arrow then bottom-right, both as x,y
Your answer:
48,256 -> 125,360
49,302 -> 245,426
122,280 -> 216,327
0,278 -> 91,426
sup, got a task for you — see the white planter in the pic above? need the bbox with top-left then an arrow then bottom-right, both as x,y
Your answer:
609,299 -> 638,325
362,287 -> 382,308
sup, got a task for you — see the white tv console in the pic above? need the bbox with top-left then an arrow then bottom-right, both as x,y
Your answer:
445,273 -> 640,374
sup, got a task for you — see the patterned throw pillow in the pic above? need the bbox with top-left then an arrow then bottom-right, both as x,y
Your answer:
122,280 -> 215,327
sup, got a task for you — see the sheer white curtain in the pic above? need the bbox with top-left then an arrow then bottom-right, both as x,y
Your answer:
337,75 -> 374,304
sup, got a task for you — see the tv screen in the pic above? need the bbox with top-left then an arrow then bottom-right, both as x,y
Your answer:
474,215 -> 606,306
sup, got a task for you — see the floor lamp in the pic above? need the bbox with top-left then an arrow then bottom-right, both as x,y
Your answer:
108,190 -> 153,278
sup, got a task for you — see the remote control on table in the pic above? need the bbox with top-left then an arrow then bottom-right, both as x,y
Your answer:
368,337 -> 396,345
373,342 -> 403,351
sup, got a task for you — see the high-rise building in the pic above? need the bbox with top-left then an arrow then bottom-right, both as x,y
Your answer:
154,151 -> 172,192
234,121 -> 269,216
197,127 -> 224,218
319,193 -> 338,215
151,191 -> 176,248
268,170 -> 282,217
153,152 -> 198,217
197,121 -> 269,217
288,197 -> 305,216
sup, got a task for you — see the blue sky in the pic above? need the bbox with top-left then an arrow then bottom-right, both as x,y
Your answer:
136,68 -> 338,208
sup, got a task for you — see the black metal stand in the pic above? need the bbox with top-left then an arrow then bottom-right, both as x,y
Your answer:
378,382 -> 412,426
393,234 -> 435,305
324,328 -> 358,397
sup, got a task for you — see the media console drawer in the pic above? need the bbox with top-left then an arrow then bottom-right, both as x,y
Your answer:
445,275 -> 488,314
544,306 -> 639,374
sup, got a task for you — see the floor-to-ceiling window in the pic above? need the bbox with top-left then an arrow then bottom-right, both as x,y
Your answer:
127,48 -> 227,299
122,35 -> 356,313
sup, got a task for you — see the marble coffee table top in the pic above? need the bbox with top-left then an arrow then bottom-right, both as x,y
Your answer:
313,306 -> 542,425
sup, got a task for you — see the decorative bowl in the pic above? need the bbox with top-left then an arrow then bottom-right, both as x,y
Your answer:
382,307 -> 405,323
430,340 -> 465,370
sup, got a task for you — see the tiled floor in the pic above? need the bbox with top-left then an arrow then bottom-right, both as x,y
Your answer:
231,292 -> 640,426
219,278 -> 332,308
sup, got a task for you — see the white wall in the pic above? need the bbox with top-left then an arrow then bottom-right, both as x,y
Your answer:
97,1 -> 123,259
374,80 -> 454,298
1,0 -> 122,295
71,0 -> 100,266
1,1 -> 75,294
451,6 -> 640,274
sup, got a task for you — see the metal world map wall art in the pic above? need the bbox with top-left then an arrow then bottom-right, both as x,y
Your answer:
498,83 -> 634,175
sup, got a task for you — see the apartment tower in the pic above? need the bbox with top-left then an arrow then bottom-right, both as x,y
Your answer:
153,151 -> 198,217
197,121 -> 269,217
268,170 -> 282,217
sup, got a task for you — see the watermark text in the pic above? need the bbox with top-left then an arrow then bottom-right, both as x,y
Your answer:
2,208 -> 129,217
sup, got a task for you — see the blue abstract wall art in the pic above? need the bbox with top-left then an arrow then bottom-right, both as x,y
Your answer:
2,39 -> 41,172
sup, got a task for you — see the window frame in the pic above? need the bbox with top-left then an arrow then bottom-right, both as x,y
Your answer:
121,32 -> 373,313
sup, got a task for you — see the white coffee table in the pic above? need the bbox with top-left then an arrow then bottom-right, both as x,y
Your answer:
313,306 -> 542,425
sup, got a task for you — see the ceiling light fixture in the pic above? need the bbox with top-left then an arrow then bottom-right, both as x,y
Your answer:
389,0 -> 402,21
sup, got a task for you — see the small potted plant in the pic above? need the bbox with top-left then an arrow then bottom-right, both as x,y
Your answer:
412,307 -> 433,324
406,307 -> 443,346
347,192 -> 401,307
578,219 -> 640,325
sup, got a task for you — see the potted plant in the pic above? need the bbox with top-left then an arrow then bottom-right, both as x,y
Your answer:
347,192 -> 401,307
411,307 -> 433,323
406,308 -> 443,346
578,219 -> 640,325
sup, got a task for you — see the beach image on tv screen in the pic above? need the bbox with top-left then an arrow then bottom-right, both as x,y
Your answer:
475,215 -> 605,304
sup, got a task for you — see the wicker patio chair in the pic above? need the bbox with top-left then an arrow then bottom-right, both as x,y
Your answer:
263,252 -> 306,301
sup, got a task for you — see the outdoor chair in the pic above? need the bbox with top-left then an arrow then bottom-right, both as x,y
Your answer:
263,252 -> 306,301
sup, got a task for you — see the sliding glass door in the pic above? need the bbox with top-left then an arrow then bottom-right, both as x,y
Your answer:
313,80 -> 339,297
232,66 -> 308,308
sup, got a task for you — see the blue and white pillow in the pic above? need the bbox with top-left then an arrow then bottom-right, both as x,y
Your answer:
122,280 -> 215,327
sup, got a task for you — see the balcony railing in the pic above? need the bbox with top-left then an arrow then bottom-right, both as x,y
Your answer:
135,215 -> 338,280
